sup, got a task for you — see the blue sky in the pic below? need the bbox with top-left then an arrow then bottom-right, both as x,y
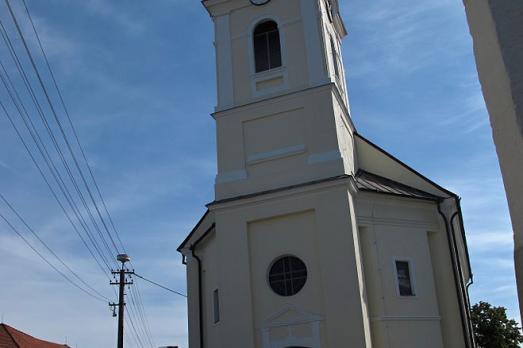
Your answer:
0,0 -> 518,347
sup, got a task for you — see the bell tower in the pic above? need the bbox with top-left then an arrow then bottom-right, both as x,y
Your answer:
209,0 -> 355,200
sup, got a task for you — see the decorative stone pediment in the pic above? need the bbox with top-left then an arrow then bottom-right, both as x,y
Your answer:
261,306 -> 322,348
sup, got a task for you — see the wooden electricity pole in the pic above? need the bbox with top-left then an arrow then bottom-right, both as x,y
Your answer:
110,254 -> 133,348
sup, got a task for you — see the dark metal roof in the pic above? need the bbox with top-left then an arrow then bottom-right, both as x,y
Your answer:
356,170 -> 442,201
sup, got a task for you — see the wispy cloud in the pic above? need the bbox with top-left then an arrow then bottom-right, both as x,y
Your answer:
433,75 -> 490,133
468,231 -> 514,251
475,257 -> 515,273
0,159 -> 9,170
343,0 -> 465,81
78,0 -> 146,36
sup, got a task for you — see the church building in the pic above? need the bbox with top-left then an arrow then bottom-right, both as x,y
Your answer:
178,1 -> 474,347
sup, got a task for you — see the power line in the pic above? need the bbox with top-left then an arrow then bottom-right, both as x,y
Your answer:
0,62 -> 112,274
3,0 -> 121,258
127,288 -> 153,348
0,7 -> 115,271
109,281 -> 148,348
130,282 -> 156,347
12,9 -> 157,346
0,192 -> 112,302
128,285 -> 155,348
0,95 -> 111,276
128,261 -> 156,345
134,273 -> 187,298
124,322 -> 142,348
0,210 -> 107,303
1,2 -> 154,346
21,0 -> 127,253
126,314 -> 147,348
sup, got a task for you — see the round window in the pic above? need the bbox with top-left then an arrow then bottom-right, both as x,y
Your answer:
268,256 -> 307,296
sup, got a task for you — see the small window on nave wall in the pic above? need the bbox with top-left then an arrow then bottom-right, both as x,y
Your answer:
395,260 -> 415,296
253,20 -> 282,73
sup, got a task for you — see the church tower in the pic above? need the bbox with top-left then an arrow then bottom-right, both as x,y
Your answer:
211,0 -> 353,200
178,1 -> 474,348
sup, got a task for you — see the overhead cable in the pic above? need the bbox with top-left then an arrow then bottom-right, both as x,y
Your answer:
4,0 -> 121,256
0,192 -> 112,302
0,7 -> 116,270
0,211 -> 107,303
21,0 -> 127,253
134,273 -> 187,298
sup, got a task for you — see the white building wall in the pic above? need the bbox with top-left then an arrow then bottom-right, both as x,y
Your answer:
462,0 -> 523,317
356,193 -> 466,347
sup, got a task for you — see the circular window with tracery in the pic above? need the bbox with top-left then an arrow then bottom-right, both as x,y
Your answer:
268,255 -> 307,296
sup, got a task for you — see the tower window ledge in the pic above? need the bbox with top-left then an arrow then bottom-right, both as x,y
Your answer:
251,65 -> 286,79
251,66 -> 289,97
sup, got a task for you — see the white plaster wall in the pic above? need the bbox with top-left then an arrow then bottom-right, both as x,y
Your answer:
214,84 -> 352,200
463,0 -> 523,317
184,188 -> 468,348
203,181 -> 371,348
248,210 -> 324,348
356,193 -> 467,347
200,232 -> 220,347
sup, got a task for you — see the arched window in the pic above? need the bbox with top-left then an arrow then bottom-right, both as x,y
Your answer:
253,20 -> 282,73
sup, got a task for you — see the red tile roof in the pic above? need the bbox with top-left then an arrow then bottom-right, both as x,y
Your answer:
0,324 -> 70,348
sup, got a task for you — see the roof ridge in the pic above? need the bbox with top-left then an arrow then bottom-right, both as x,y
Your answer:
356,169 -> 442,201
356,169 -> 441,198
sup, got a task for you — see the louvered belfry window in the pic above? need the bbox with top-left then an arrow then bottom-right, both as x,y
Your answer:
253,21 -> 282,73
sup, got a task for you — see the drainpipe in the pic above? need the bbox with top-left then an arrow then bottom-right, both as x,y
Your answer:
437,201 -> 474,348
450,210 -> 476,347
188,224 -> 215,348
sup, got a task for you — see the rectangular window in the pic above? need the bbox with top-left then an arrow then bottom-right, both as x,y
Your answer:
395,260 -> 415,296
213,289 -> 220,323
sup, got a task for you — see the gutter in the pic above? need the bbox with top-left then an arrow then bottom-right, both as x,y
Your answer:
437,202 -> 474,348
188,223 -> 215,348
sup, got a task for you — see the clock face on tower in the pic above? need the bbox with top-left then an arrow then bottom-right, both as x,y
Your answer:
250,0 -> 271,5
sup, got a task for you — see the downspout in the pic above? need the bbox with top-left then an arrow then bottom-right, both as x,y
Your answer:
190,247 -> 204,348
188,223 -> 215,348
455,199 -> 475,296
437,201 -> 473,348
450,210 -> 476,347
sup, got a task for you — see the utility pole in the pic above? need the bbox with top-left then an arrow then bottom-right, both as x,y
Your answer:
110,254 -> 133,348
